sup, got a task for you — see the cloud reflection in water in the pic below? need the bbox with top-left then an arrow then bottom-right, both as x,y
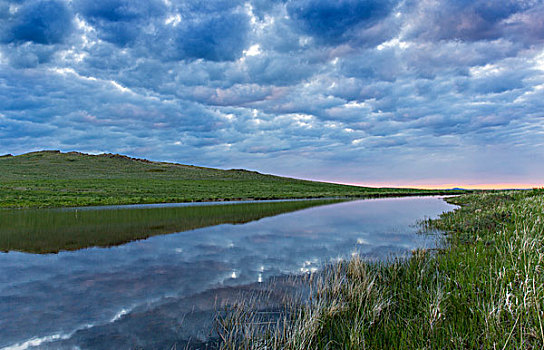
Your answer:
0,196 -> 456,349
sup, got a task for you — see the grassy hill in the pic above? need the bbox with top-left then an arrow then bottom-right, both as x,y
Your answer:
0,150 -> 455,208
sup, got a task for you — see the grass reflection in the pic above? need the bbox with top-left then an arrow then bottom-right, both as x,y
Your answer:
0,199 -> 344,254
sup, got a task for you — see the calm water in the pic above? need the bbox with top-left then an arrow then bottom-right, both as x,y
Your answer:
0,196 -> 456,349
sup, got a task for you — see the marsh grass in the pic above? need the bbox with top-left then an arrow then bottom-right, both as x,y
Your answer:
218,189 -> 544,349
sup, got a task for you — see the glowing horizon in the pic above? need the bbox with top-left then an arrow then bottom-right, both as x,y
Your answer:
343,182 -> 543,190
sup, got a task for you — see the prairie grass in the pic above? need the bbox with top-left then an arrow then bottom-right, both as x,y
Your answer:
218,189 -> 544,349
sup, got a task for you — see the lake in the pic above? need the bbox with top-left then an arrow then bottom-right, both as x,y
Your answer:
0,196 -> 456,349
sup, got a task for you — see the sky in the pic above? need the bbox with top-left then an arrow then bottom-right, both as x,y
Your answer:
0,0 -> 543,189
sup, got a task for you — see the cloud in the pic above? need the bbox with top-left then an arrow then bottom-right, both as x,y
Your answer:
0,0 -> 543,186
74,0 -> 165,22
73,0 -> 251,61
1,42 -> 56,68
504,4 -> 544,44
2,0 -> 73,45
172,11 -> 250,62
73,0 -> 166,46
286,0 -> 399,44
404,0 -> 541,42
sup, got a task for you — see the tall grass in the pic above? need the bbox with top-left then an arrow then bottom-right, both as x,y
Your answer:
218,189 -> 544,349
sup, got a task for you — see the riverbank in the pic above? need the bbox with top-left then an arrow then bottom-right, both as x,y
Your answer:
0,151 -> 461,208
219,189 -> 544,349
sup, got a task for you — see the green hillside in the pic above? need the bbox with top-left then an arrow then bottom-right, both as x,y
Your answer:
0,150 -> 454,208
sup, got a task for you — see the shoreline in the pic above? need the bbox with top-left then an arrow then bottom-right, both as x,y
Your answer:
0,190 -> 465,210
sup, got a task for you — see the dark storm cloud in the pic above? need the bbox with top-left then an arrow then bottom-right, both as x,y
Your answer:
73,0 -> 250,61
171,11 -> 250,61
0,0 -> 543,186
1,0 -> 73,45
286,0 -> 399,44
73,0 -> 166,47
74,0 -> 166,22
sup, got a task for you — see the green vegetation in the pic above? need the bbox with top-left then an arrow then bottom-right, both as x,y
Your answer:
0,198 -> 343,254
0,151 -> 457,208
219,189 -> 544,349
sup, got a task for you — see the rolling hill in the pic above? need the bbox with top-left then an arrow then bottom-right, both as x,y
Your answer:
0,150 -> 455,208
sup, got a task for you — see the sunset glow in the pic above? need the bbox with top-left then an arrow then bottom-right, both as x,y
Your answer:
361,183 -> 543,190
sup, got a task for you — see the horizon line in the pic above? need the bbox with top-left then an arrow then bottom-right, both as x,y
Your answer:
341,182 -> 543,190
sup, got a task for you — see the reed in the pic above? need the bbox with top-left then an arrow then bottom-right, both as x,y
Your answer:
218,189 -> 544,349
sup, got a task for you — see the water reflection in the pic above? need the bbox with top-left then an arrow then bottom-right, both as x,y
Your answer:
0,199 -> 343,253
0,196 -> 456,349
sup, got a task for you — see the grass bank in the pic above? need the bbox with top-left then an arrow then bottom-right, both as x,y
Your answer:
0,151 -> 460,208
219,189 -> 544,349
